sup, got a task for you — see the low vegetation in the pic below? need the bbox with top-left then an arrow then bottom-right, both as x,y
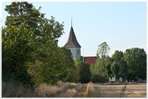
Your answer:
2,81 -> 79,97
2,81 -> 146,97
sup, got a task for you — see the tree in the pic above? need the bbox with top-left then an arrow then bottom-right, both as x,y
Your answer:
112,50 -> 123,62
59,47 -> 77,82
75,56 -> 91,83
91,59 -> 108,82
118,58 -> 128,80
124,48 -> 146,80
111,50 -> 128,80
4,2 -> 44,38
3,2 -> 65,85
76,62 -> 91,83
4,2 -> 64,41
111,61 -> 120,79
75,55 -> 86,65
2,23 -> 34,86
105,61 -> 112,78
96,42 -> 110,68
96,42 -> 110,59
27,39 -> 65,84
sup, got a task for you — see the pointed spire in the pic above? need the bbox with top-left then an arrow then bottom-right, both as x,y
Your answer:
64,20 -> 81,48
71,17 -> 72,27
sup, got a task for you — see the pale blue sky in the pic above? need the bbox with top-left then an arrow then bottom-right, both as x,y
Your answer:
2,2 -> 147,57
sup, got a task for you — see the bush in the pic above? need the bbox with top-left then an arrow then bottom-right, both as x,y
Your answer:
91,75 -> 108,83
76,61 -> 91,83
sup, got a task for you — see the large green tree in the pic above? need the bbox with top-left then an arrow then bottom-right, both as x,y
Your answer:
124,48 -> 146,80
4,2 -> 44,38
90,42 -> 110,82
111,50 -> 128,80
2,23 -> 34,85
60,47 -> 77,82
3,2 -> 65,85
27,39 -> 65,84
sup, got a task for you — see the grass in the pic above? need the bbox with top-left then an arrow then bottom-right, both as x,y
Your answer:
2,82 -> 37,97
85,82 -> 101,97
2,81 -> 78,97
2,81 -> 146,97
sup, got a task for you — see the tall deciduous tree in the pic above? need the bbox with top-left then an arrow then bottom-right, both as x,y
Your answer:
96,42 -> 110,68
90,42 -> 110,82
3,2 -> 65,85
124,48 -> 146,80
111,50 -> 128,80
96,42 -> 110,59
5,2 -> 44,38
2,23 -> 34,85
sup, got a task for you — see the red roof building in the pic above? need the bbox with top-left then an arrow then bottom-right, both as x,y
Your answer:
84,56 -> 97,65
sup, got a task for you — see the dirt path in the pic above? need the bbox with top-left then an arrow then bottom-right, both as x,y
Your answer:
124,83 -> 146,97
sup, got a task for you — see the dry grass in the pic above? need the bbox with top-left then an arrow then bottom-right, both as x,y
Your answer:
58,88 -> 77,97
36,81 -> 76,97
35,84 -> 62,97
2,81 -> 77,97
2,82 -> 37,97
3,81 -> 145,97
85,82 -> 101,97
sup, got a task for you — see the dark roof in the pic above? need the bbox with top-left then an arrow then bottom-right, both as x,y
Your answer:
64,26 -> 81,48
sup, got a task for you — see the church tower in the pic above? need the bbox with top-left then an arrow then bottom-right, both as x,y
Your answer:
64,24 -> 81,60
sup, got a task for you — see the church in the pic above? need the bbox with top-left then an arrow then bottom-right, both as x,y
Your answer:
64,23 -> 97,65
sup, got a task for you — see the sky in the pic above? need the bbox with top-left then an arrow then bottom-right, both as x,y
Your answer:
1,0 -> 147,57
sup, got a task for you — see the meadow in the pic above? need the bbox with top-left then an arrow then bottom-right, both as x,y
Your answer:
2,81 -> 146,97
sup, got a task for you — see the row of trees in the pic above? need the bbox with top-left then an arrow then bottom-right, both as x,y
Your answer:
75,42 -> 146,83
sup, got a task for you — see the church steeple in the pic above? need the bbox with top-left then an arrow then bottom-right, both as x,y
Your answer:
64,26 -> 81,48
64,20 -> 81,60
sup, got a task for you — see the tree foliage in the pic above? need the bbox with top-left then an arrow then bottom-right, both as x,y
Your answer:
118,58 -> 128,80
90,42 -> 110,82
4,2 -> 44,38
111,61 -> 120,79
96,42 -> 110,59
75,56 -> 91,83
27,39 -> 65,84
124,48 -> 146,80
2,23 -> 34,86
111,50 -> 128,80
112,50 -> 123,62
59,47 -> 78,82
3,1 -> 65,85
